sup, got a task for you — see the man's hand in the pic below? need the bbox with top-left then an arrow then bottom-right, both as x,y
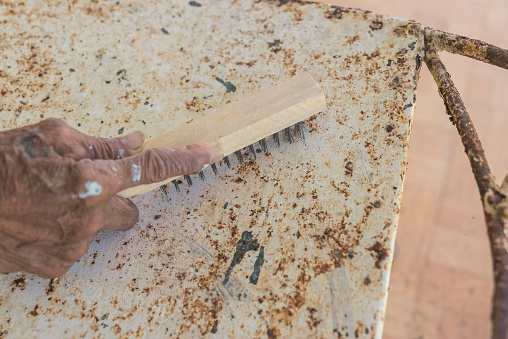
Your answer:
0,118 -> 223,278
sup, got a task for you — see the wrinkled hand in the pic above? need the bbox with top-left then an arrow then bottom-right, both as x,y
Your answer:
0,118 -> 222,278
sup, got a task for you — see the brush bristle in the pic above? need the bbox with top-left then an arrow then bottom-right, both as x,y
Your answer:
159,121 -> 307,192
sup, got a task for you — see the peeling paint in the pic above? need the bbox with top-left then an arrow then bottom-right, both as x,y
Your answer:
131,164 -> 141,182
0,0 -> 423,338
249,246 -> 265,285
78,181 -> 102,199
223,231 -> 259,285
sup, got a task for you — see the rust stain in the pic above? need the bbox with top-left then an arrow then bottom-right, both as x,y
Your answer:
367,242 -> 389,269
0,0 -> 422,337
178,295 -> 223,336
9,276 -> 26,292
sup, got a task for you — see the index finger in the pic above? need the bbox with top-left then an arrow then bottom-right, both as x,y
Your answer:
84,142 -> 223,200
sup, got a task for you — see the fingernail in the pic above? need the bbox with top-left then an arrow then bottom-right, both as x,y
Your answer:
210,150 -> 224,164
124,131 -> 144,150
202,142 -> 223,163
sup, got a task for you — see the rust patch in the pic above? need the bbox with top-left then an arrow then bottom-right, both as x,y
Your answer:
312,260 -> 334,276
28,304 -> 40,317
46,278 -> 58,295
367,242 -> 389,269
178,295 -> 223,336
325,6 -> 346,20
307,307 -> 322,329
10,276 -> 26,291
233,177 -> 247,184
267,326 -> 281,338
0,0 -> 423,337
369,19 -> 383,31
267,270 -> 310,326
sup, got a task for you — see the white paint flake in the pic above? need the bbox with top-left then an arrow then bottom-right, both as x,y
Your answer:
131,163 -> 142,182
78,181 -> 102,199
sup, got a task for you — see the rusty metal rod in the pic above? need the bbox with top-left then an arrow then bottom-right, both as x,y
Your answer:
425,28 -> 508,70
424,51 -> 493,195
424,49 -> 508,339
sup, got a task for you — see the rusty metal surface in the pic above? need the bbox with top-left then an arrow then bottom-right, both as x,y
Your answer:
425,28 -> 508,70
0,1 -> 423,338
424,42 -> 508,339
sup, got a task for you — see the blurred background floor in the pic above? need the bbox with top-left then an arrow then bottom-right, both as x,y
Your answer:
315,0 -> 507,338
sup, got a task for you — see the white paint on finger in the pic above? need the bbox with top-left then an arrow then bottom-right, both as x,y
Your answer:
201,164 -> 209,171
119,149 -> 125,158
131,163 -> 142,182
79,181 -> 103,199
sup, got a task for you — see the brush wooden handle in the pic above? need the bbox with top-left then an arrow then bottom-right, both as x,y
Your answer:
118,72 -> 326,198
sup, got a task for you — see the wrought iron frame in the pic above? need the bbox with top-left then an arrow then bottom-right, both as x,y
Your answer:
423,27 -> 508,339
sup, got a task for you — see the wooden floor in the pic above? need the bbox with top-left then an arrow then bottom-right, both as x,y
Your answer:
316,0 -> 508,337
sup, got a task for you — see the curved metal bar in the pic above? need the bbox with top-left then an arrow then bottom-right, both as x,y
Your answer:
424,28 -> 508,339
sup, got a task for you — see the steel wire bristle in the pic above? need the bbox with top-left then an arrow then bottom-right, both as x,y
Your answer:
160,185 -> 169,201
235,150 -> 244,164
172,180 -> 181,192
164,121 -> 309,195
273,132 -> 280,147
224,156 -> 231,168
284,126 -> 294,144
259,138 -> 268,152
294,122 -> 302,138
299,122 -> 307,145
293,121 -> 307,145
211,163 -> 218,175
248,144 -> 256,160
